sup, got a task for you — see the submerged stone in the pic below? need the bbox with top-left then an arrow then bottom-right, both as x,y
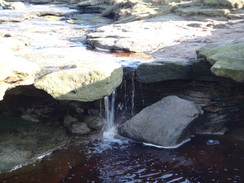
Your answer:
119,96 -> 203,148
0,114 -> 68,173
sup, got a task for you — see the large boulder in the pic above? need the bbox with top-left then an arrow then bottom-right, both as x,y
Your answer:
197,38 -> 244,82
119,96 -> 203,148
34,60 -> 123,102
136,59 -> 192,83
0,50 -> 40,100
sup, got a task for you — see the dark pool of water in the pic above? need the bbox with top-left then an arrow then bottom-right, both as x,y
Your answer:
0,131 -> 243,183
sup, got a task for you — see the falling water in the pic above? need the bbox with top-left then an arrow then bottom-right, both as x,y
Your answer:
103,91 -> 118,140
131,68 -> 136,116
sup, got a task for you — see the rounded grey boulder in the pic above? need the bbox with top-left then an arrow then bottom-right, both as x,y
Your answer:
119,96 -> 203,148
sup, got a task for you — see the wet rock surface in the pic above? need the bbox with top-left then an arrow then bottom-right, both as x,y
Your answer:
0,114 -> 68,173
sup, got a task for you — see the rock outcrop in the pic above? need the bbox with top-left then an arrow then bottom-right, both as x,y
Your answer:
34,60 -> 123,102
86,18 -> 213,52
119,96 -> 203,148
197,38 -> 244,82
0,50 -> 40,100
136,59 -> 192,83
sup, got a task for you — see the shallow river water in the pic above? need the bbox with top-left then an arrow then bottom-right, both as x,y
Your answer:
0,132 -> 243,183
0,3 -> 243,183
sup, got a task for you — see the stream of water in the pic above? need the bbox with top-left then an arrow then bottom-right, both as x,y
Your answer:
0,3 -> 243,183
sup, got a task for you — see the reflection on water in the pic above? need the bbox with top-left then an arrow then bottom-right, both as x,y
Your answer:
0,133 -> 243,183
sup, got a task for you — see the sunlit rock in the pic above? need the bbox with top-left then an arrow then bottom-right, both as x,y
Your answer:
86,19 -> 212,52
34,61 -> 123,102
197,38 -> 244,82
0,50 -> 40,100
119,96 -> 203,148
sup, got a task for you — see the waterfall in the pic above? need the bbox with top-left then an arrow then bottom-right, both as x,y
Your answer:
103,91 -> 118,140
131,69 -> 135,116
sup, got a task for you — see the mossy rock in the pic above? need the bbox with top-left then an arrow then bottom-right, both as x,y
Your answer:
34,61 -> 123,102
197,39 -> 244,82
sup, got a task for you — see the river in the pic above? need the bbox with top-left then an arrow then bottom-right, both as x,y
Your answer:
0,2 -> 243,183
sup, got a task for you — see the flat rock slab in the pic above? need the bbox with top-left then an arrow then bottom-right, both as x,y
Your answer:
197,38 -> 244,82
86,17 -> 214,53
0,49 -> 40,100
119,96 -> 203,148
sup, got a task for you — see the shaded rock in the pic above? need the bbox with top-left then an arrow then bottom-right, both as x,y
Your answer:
63,115 -> 77,127
34,60 -> 123,102
76,0 -> 109,14
197,38 -> 244,82
136,59 -> 192,83
68,122 -> 91,135
119,96 -> 203,148
20,113 -> 40,123
29,0 -> 53,4
83,115 -> 104,131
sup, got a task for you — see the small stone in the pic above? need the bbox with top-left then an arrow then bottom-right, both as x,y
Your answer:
68,122 -> 91,135
63,115 -> 77,127
84,115 -> 104,131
